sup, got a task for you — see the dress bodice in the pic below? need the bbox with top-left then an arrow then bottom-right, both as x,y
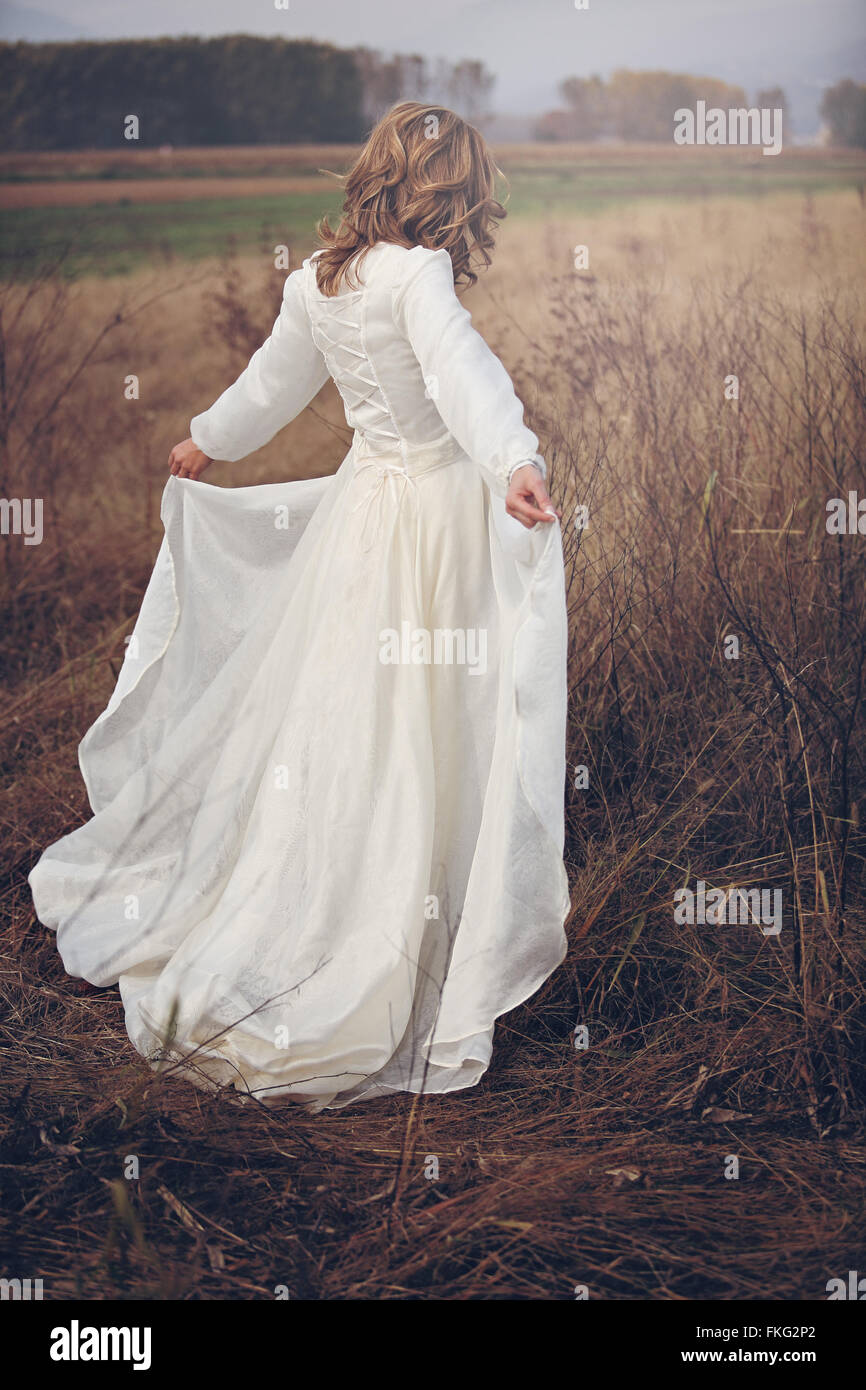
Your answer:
302,244 -> 468,460
191,240 -> 545,492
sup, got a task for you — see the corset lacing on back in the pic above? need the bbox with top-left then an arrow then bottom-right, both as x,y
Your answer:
303,258 -> 408,465
303,255 -> 465,560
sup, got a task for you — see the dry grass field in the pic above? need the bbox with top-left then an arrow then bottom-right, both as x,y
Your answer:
1,154 -> 865,1298
2,141 -> 864,276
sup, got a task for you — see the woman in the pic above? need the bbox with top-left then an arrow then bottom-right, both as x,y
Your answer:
29,102 -> 571,1111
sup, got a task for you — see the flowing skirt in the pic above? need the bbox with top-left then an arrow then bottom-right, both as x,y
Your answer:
28,430 -> 571,1110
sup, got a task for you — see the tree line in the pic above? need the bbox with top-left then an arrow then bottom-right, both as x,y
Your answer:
537,69 -> 866,147
0,38 -> 495,151
536,71 -> 783,141
819,80 -> 866,148
2,38 -> 863,150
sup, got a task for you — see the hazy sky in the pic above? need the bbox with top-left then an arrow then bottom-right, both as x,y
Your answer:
2,0 -> 865,129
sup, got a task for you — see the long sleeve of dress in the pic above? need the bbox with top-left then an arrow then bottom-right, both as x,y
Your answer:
190,268 -> 329,462
392,247 -> 546,494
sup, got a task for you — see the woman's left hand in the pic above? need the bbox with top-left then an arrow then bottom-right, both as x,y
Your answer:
505,465 -> 560,529
168,438 -> 213,480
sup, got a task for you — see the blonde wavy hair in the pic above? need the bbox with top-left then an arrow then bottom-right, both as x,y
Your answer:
314,101 -> 507,297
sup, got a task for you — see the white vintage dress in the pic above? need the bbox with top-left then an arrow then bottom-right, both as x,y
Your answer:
29,241 -> 571,1111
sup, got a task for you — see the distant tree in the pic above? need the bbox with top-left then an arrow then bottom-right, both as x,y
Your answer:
820,79 -> 866,148
755,86 -> 789,130
352,48 -> 410,130
557,75 -> 608,139
536,69 -> 764,143
350,49 -> 495,130
607,70 -> 747,142
397,53 -> 429,104
445,60 -> 496,125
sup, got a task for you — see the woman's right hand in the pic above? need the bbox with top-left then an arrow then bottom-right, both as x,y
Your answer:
168,437 -> 213,480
